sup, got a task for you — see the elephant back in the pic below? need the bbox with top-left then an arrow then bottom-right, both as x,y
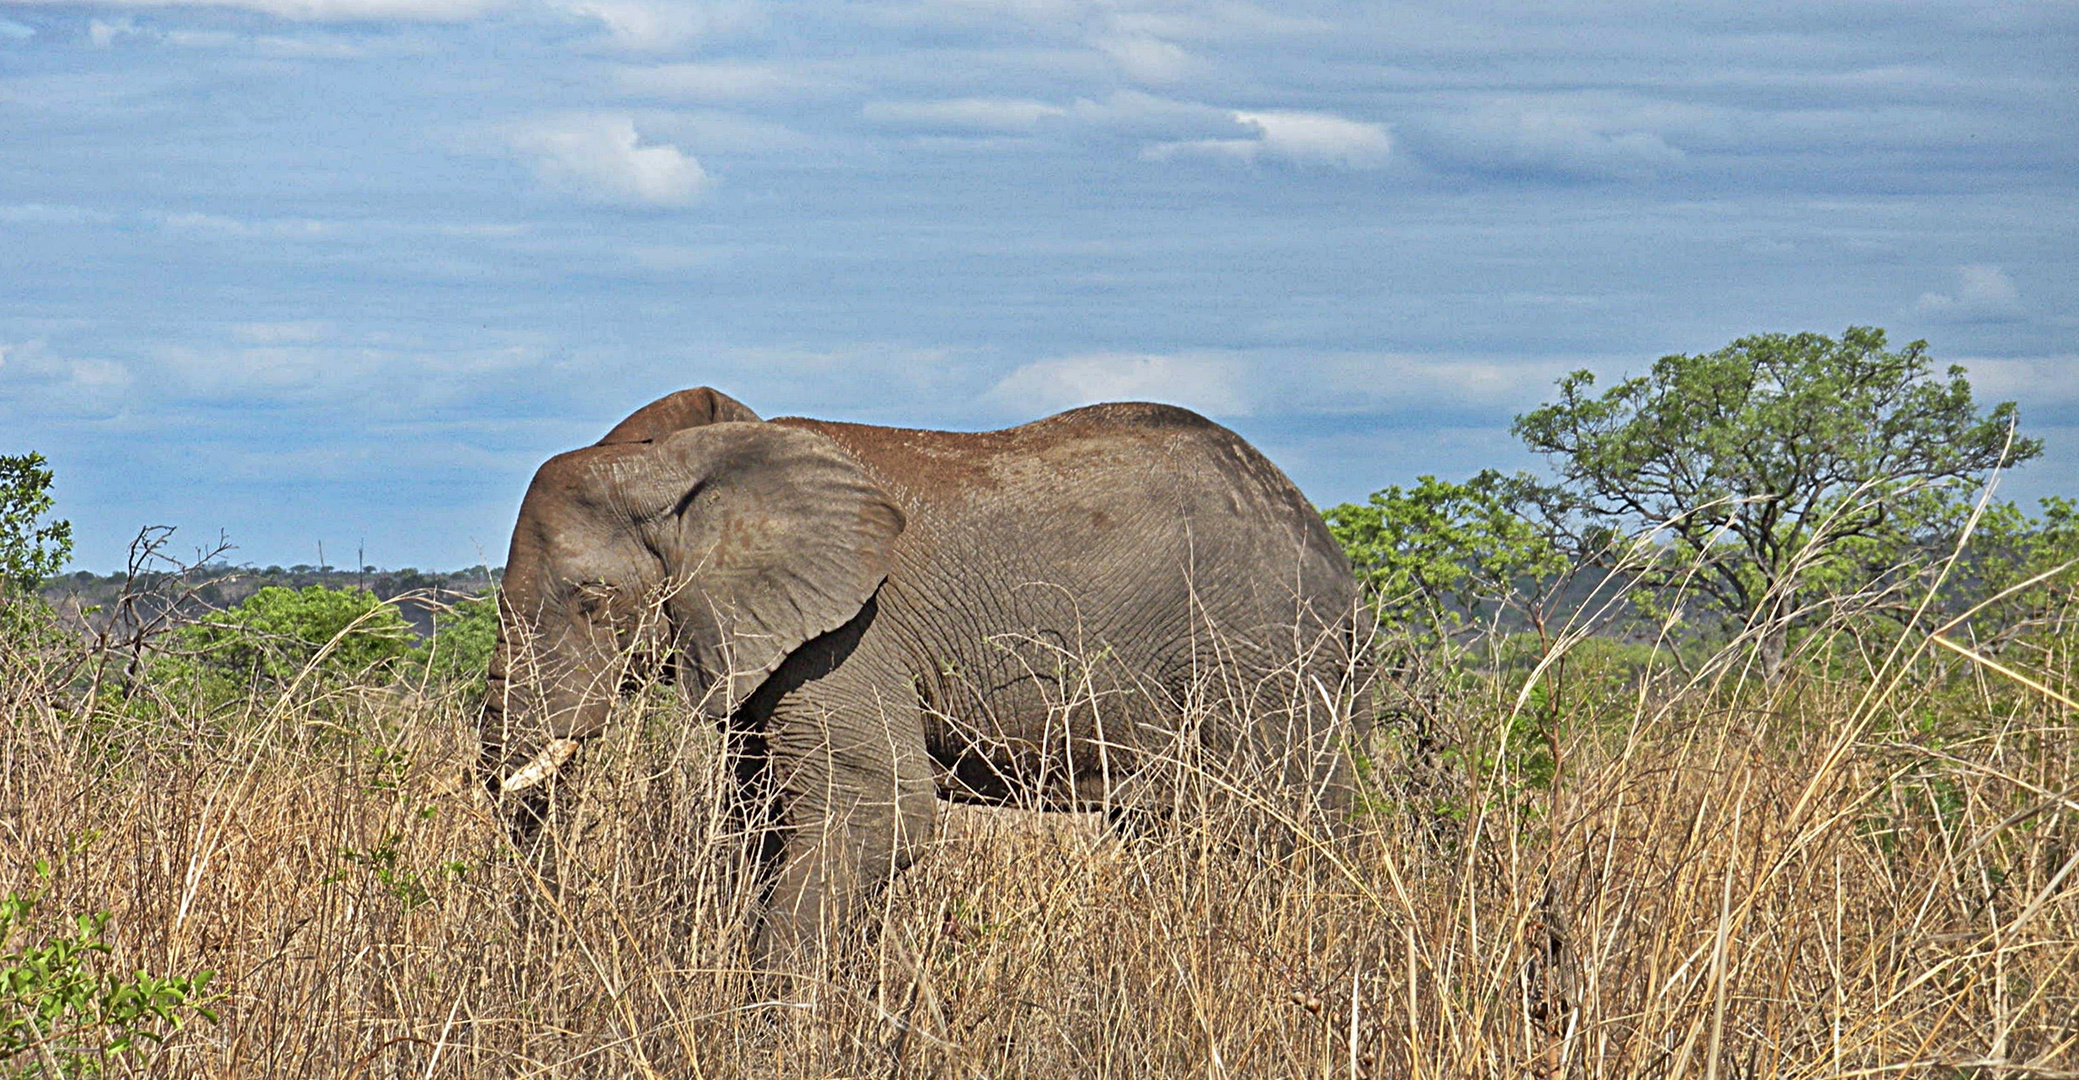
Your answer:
778,402 -> 1359,675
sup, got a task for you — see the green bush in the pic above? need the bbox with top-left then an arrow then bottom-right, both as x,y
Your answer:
157,585 -> 418,702
1,870 -> 217,1077
422,589 -> 500,695
1323,470 -> 1566,647
0,601 -> 77,687
1959,496 -> 2079,645
142,583 -> 500,710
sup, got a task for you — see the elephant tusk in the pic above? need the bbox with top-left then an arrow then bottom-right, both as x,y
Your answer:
500,738 -> 581,793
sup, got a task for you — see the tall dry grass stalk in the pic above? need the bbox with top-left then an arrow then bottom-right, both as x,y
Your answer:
3,603 -> 2077,1078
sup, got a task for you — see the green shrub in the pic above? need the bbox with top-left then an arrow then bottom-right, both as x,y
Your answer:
157,585 -> 417,702
1323,471 -> 1566,647
422,589 -> 499,694
1959,496 -> 2079,644
0,871 -> 217,1077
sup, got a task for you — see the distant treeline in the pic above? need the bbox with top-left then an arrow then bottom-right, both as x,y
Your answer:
38,564 -> 499,639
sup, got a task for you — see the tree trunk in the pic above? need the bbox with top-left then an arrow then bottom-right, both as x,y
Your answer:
1756,587 -> 1796,685
1759,623 -> 1787,685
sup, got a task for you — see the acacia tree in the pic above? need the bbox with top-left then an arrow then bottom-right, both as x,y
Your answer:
1513,326 -> 2039,679
0,452 -> 73,598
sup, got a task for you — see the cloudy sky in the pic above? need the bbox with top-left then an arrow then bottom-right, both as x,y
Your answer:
2,0 -> 2074,570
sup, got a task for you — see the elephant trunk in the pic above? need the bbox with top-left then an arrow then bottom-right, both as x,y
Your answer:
478,607 -> 616,800
478,629 -> 523,795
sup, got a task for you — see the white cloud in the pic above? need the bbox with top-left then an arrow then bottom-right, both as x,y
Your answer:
983,351 -> 1566,424
507,114 -> 710,207
20,0 -> 500,20
1140,136 -> 1254,163
704,345 -> 990,425
863,97 -> 1067,133
1296,355 -> 1573,413
1144,109 -> 1392,169
162,28 -> 237,45
1003,350 -> 1583,420
1427,100 -> 1686,178
0,203 -> 114,225
87,16 -> 371,54
638,110 -> 811,152
67,358 -> 133,392
986,353 -> 1250,417
1095,34 -> 1195,85
160,345 -> 337,395
231,321 -> 335,344
150,336 -> 549,409
901,0 -> 1083,27
854,92 -> 1392,170
1954,355 -> 2079,408
174,28 -> 370,55
1916,264 -> 2023,321
0,340 -> 134,418
1239,110 -> 1393,168
158,211 -> 339,237
901,0 -> 1323,42
554,0 -> 762,51
0,17 -> 34,37
1064,90 -> 1238,137
88,18 -> 137,45
1099,1 -> 1331,44
615,61 -> 817,101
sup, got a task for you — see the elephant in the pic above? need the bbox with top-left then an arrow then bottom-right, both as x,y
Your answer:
479,387 -> 1369,963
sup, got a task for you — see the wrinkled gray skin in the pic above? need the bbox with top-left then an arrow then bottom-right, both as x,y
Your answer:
481,387 -> 1365,963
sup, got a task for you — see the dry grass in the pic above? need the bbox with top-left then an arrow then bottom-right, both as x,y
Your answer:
4,629 -> 2078,1078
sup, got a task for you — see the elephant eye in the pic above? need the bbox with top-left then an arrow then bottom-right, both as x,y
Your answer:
573,580 -> 618,613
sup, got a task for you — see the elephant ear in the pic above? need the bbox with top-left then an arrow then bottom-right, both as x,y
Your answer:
598,387 -> 762,445
639,422 -> 904,720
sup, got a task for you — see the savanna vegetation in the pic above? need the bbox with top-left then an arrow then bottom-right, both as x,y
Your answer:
2,328 -> 2075,1077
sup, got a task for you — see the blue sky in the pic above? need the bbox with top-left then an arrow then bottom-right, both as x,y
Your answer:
2,0 -> 2074,571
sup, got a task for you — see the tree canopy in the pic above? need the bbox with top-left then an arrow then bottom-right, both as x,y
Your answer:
1511,327 -> 2039,672
0,452 -> 73,596
1323,470 -> 1565,644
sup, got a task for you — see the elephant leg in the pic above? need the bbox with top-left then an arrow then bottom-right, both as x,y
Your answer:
757,684 -> 936,965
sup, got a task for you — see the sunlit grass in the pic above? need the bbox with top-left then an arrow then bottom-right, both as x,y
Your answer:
3,609 -> 2077,1077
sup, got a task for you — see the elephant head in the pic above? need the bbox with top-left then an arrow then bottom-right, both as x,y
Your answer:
480,388 -> 906,811
595,385 -> 762,445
